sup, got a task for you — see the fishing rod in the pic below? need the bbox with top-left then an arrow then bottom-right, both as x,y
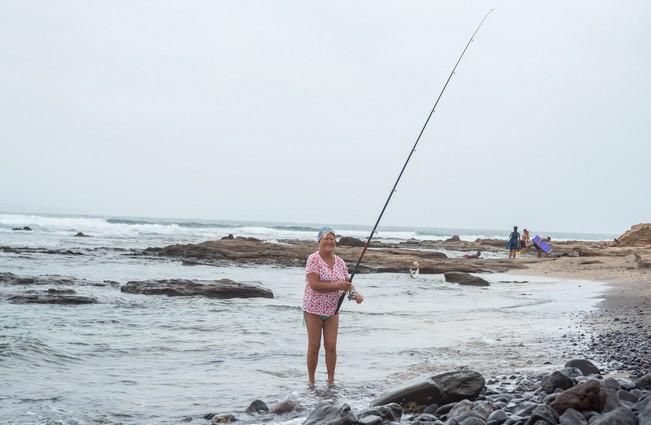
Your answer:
336,9 -> 494,314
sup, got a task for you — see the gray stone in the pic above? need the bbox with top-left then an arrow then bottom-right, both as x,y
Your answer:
616,391 -> 637,404
414,413 -> 438,422
270,399 -> 300,414
543,372 -> 575,394
636,395 -> 651,425
438,403 -> 458,415
564,360 -> 600,377
424,404 -> 441,415
635,374 -> 651,391
600,382 -> 620,413
487,410 -> 508,425
357,403 -> 402,422
371,371 -> 485,408
559,368 -> 585,380
590,407 -> 636,425
559,408 -> 586,425
302,402 -> 356,425
357,415 -> 383,425
526,405 -> 558,425
582,412 -> 600,421
211,414 -> 236,424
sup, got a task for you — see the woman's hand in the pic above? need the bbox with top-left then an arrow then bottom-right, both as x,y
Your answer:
353,292 -> 364,304
338,280 -> 353,292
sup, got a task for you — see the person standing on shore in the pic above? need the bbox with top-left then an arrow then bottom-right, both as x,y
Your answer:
521,228 -> 531,251
303,227 -> 364,386
507,226 -> 520,258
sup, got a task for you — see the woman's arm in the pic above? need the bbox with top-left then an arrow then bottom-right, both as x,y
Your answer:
307,273 -> 351,293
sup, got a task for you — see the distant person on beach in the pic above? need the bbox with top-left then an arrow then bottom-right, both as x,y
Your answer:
303,227 -> 364,385
463,250 -> 482,259
507,226 -> 520,258
533,236 -> 552,258
521,229 -> 531,250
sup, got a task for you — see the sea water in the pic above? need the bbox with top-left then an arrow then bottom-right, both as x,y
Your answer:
0,213 -> 610,424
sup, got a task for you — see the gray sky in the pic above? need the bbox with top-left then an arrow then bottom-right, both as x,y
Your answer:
1,1 -> 649,234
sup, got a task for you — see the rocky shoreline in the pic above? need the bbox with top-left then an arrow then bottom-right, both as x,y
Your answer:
191,239 -> 651,425
202,357 -> 650,425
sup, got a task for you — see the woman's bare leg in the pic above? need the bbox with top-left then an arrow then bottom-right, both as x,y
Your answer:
304,312 -> 323,385
322,314 -> 340,385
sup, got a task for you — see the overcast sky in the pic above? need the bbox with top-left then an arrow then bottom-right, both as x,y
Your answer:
1,1 -> 649,234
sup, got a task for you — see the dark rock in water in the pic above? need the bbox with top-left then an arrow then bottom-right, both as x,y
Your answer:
12,226 -> 32,231
338,236 -> 365,247
74,232 -> 90,237
371,370 -> 485,409
245,399 -> 269,414
558,408 -> 587,425
7,294 -> 97,304
121,279 -> 273,299
303,402 -> 356,425
526,404 -> 558,425
221,234 -> 235,240
550,380 -> 607,415
543,371 -> 575,394
270,399 -> 300,414
446,235 -> 462,242
590,407 -> 636,425
444,272 -> 489,287
634,374 -> 651,390
358,403 -> 402,422
564,360 -> 600,376
47,288 -> 76,294
0,272 -> 102,287
211,414 -> 236,423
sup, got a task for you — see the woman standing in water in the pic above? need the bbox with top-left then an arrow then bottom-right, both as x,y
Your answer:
303,227 -> 364,385
507,225 -> 520,259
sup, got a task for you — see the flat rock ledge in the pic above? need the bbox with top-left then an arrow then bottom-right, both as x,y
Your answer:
120,279 -> 274,299
7,293 -> 97,304
143,239 -> 531,275
444,272 -> 490,286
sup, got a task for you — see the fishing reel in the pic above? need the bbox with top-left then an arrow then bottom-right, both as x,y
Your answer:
347,286 -> 357,301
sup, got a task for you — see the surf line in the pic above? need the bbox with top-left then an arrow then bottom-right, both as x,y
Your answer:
336,9 -> 494,314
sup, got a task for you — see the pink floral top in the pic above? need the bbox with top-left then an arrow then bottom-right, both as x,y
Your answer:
303,251 -> 349,316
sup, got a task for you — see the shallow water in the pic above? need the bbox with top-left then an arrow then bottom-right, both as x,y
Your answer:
0,213 -> 608,424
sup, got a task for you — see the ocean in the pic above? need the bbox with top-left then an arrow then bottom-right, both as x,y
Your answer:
0,213 -> 613,424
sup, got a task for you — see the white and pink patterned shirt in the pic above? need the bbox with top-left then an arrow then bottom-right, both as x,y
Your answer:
303,251 -> 349,316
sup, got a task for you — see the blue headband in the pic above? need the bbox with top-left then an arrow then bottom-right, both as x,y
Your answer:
317,227 -> 335,241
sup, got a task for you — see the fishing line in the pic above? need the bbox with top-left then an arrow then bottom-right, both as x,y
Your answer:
336,9 -> 494,314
